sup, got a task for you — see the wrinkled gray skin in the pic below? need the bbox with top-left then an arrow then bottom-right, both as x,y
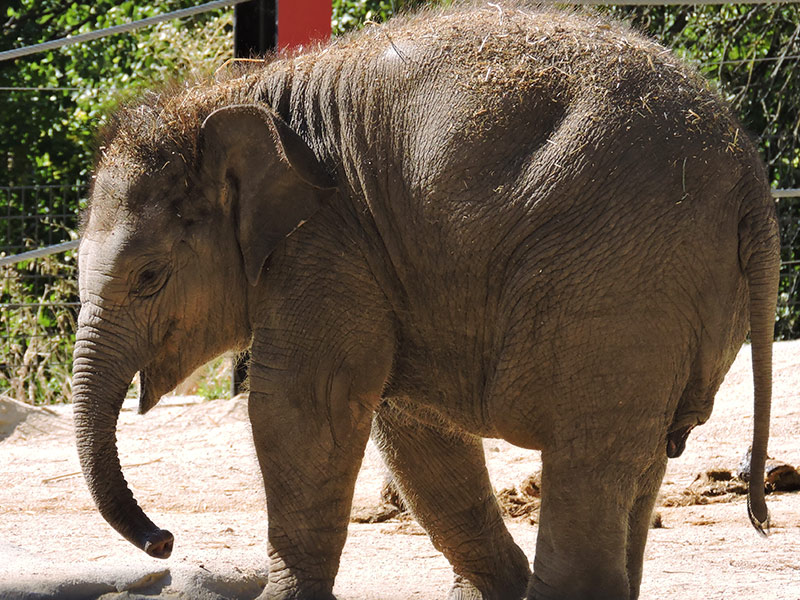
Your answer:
74,6 -> 780,600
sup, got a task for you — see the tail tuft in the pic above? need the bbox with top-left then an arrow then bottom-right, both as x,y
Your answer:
747,485 -> 770,537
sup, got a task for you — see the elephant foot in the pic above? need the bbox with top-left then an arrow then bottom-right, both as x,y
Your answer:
257,584 -> 336,600
446,573 -> 527,600
447,576 -> 484,600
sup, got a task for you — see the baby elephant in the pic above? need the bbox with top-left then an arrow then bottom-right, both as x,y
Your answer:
74,4 -> 779,600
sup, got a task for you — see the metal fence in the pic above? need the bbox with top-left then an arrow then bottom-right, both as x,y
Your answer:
2,185 -> 84,253
777,196 -> 800,339
0,185 -> 84,404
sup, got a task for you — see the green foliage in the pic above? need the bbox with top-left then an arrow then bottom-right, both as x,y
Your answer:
1,252 -> 78,404
1,1 -> 234,186
332,0 -> 449,34
332,0 -> 395,34
775,198 -> 800,339
604,4 -> 799,190
187,355 -> 235,400
1,2 -> 234,403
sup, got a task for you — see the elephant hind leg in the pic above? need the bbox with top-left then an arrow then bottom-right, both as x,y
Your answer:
530,451 -> 665,600
626,455 -> 668,600
372,401 -> 530,600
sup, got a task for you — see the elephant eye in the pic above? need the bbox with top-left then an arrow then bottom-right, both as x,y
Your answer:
133,264 -> 170,298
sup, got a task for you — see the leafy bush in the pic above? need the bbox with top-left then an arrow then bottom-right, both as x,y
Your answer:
332,0 -> 432,34
1,2 -> 234,403
775,197 -> 800,339
1,1 -> 234,187
1,251 -> 78,404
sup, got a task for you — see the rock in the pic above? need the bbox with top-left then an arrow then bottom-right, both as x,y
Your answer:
738,448 -> 800,492
737,448 -> 753,482
765,462 -> 800,492
0,395 -> 37,440
0,395 -> 66,441
651,512 -> 663,529
0,542 -> 266,600
0,542 -> 170,600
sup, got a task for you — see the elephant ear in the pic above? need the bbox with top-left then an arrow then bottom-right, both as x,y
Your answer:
200,104 -> 336,286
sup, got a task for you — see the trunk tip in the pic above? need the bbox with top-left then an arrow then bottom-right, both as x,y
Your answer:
143,529 -> 174,559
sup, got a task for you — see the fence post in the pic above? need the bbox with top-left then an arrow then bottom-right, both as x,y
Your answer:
277,0 -> 331,51
234,0 -> 276,58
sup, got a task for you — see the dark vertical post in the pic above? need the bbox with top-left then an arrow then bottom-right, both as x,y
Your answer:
234,0 -> 277,58
231,0 -> 276,397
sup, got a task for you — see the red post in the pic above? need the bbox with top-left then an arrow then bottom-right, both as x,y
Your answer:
278,0 -> 332,51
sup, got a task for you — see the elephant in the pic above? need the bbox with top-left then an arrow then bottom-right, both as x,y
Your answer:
73,4 -> 780,600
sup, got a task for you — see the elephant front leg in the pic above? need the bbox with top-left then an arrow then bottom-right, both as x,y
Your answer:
246,319 -> 393,598
249,379 -> 375,600
248,313 -> 392,600
373,401 -> 530,600
244,237 -> 395,599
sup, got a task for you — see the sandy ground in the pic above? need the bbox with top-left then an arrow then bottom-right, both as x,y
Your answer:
1,341 -> 799,599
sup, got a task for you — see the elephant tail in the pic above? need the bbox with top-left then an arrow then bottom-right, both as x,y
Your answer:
738,186 -> 781,536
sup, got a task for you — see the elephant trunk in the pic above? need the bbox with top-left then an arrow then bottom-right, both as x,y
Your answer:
72,329 -> 173,558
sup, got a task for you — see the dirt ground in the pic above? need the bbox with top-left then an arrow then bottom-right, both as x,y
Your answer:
1,341 -> 799,599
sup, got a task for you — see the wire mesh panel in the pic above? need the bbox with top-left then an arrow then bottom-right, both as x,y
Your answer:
0,185 -> 85,404
1,185 -> 84,253
777,196 -> 800,339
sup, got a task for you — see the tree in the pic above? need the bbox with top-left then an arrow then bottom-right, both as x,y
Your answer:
1,1 -> 234,187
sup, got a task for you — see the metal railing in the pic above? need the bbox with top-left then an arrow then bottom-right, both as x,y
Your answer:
0,0 -> 250,63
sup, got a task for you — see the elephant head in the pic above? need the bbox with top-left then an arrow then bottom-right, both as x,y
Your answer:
73,103 -> 335,557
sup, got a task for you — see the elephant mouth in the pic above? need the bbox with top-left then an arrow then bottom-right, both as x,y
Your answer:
138,368 -> 159,415
138,361 -> 185,415
666,424 -> 695,458
137,322 -> 188,414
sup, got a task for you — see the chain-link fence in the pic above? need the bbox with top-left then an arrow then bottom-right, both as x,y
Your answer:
777,195 -> 800,339
1,185 -> 84,404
